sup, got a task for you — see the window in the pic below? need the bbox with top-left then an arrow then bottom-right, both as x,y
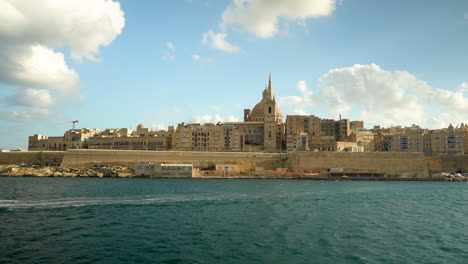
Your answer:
268,106 -> 272,113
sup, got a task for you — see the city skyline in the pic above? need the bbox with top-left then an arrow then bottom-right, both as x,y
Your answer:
1,0 -> 467,149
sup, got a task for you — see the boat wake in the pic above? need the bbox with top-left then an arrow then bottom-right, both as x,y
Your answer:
0,192 -> 304,210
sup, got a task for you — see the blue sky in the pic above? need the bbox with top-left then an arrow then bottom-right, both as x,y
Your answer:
0,0 -> 467,149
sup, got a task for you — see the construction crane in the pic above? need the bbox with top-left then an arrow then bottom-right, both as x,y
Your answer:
71,120 -> 79,130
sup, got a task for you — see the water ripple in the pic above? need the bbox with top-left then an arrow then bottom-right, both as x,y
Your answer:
1,178 -> 468,264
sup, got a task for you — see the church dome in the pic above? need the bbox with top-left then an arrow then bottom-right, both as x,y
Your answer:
246,73 -> 284,124
250,101 -> 283,123
251,101 -> 266,117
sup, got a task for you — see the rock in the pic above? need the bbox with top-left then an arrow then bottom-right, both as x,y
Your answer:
62,172 -> 76,177
87,171 -> 98,177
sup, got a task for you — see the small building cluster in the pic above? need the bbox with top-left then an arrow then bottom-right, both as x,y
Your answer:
135,163 -> 193,177
28,74 -> 468,155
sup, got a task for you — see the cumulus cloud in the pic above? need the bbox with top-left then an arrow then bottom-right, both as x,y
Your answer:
279,80 -> 316,107
202,30 -> 240,53
0,45 -> 80,92
0,0 -> 125,122
221,0 -> 336,38
203,0 -> 336,53
279,64 -> 468,129
190,114 -> 240,124
0,0 -> 125,61
6,88 -> 55,108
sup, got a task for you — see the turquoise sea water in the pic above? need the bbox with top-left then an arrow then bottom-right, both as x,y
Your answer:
1,178 -> 468,264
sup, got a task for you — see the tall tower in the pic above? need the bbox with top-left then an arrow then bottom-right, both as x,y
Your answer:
264,73 -> 279,152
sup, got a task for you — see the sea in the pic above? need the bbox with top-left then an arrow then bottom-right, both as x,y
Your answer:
1,177 -> 467,264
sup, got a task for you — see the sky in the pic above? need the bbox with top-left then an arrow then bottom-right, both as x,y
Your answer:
0,0 -> 467,149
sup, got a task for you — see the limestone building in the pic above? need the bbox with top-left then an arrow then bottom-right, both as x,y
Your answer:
243,74 -> 285,152
423,124 -> 468,155
172,74 -> 285,152
29,128 -> 100,151
171,123 -> 242,151
27,74 -> 467,156
27,74 -> 286,153
285,115 -> 355,152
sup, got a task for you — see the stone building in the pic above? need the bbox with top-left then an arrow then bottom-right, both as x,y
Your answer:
374,124 -> 468,155
27,74 -> 286,153
285,115 -> 322,152
243,73 -> 285,152
285,115 -> 355,152
389,125 -> 426,152
353,129 -> 376,152
27,74 -> 467,156
87,134 -> 171,151
171,74 -> 286,152
423,124 -> 468,155
28,128 -> 100,151
171,123 -> 242,151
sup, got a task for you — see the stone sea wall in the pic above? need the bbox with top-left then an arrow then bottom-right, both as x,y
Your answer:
0,151 -> 64,166
425,155 -> 468,173
60,149 -> 288,170
289,151 -> 430,177
0,150 -> 466,177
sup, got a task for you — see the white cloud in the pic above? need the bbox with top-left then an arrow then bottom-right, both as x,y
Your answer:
202,30 -> 240,53
192,54 -> 201,61
161,41 -> 176,61
279,64 -> 468,129
0,0 -> 125,61
0,106 -> 50,123
0,45 -> 80,92
460,82 -> 468,91
464,12 -> 468,19
0,0 -> 125,122
6,88 -> 55,108
166,41 -> 175,52
190,114 -> 239,124
291,109 -> 307,115
202,0 -> 336,52
278,80 -> 316,108
221,0 -> 336,38
151,123 -> 167,131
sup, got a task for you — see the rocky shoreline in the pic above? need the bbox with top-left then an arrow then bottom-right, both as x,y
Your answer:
0,165 -> 465,181
0,165 -> 134,178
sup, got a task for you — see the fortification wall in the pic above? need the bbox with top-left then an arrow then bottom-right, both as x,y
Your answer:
2,150 -> 464,177
0,151 -> 64,166
288,152 -> 429,177
425,155 -> 468,173
61,149 -> 288,170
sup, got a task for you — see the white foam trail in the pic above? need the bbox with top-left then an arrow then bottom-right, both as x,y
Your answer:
0,192 -> 309,209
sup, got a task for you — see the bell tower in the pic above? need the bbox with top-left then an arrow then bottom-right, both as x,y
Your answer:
264,73 -> 279,152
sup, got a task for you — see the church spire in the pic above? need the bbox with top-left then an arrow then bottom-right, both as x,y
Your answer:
268,72 -> 274,100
